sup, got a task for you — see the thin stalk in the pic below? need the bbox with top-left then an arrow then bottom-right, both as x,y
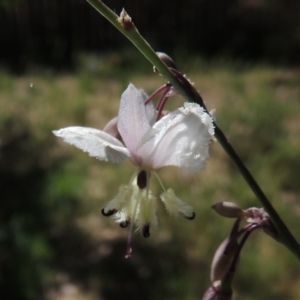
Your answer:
86,0 -> 300,259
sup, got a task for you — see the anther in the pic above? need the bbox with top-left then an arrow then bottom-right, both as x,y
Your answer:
120,220 -> 130,228
183,212 -> 196,220
142,224 -> 150,238
137,170 -> 148,189
101,208 -> 117,216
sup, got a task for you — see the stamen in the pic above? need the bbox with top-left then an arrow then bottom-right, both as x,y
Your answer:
142,224 -> 150,238
137,170 -> 148,189
183,212 -> 196,220
145,83 -> 171,105
156,88 -> 171,121
120,220 -> 130,228
101,208 -> 117,216
144,83 -> 179,121
153,171 -> 166,192
128,170 -> 139,185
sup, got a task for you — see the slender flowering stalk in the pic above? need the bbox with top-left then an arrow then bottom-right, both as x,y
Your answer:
85,0 -> 300,260
53,83 -> 214,257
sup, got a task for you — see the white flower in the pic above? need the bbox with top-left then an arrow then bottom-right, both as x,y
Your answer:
53,83 -> 214,257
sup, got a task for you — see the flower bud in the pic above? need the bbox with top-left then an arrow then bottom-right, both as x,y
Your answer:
210,238 -> 238,282
155,52 -> 177,70
244,207 -> 265,223
212,202 -> 243,218
202,285 -> 219,300
202,281 -> 232,300
117,9 -> 133,30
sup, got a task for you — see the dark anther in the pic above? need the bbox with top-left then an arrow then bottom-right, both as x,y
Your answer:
137,170 -> 147,189
184,212 -> 196,220
142,224 -> 150,238
101,208 -> 117,216
120,220 -> 130,228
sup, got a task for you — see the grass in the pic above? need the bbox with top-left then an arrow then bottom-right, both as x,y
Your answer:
1,56 -> 300,300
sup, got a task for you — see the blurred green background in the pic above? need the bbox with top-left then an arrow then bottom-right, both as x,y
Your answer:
1,0 -> 300,299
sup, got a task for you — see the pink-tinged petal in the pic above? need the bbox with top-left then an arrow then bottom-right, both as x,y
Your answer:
53,126 -> 130,163
103,116 -> 121,140
133,88 -> 156,125
142,93 -> 156,126
117,84 -> 152,157
137,103 -> 214,172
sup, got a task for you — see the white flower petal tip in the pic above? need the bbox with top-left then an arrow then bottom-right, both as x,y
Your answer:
160,189 -> 195,220
181,102 -> 215,136
53,126 -> 130,163
52,129 -> 60,136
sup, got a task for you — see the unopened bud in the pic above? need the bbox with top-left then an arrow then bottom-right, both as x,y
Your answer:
244,207 -> 265,223
202,289 -> 232,300
210,238 -> 238,282
212,202 -> 243,218
117,9 -> 133,30
202,285 -> 219,300
154,52 -> 177,72
202,281 -> 232,300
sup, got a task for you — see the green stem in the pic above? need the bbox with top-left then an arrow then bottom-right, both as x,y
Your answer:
86,0 -> 300,259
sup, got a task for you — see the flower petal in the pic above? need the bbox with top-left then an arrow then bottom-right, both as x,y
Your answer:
160,189 -> 195,219
117,84 -> 154,158
103,184 -> 134,213
103,116 -> 121,140
137,102 -> 214,172
142,91 -> 156,126
53,126 -> 130,163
